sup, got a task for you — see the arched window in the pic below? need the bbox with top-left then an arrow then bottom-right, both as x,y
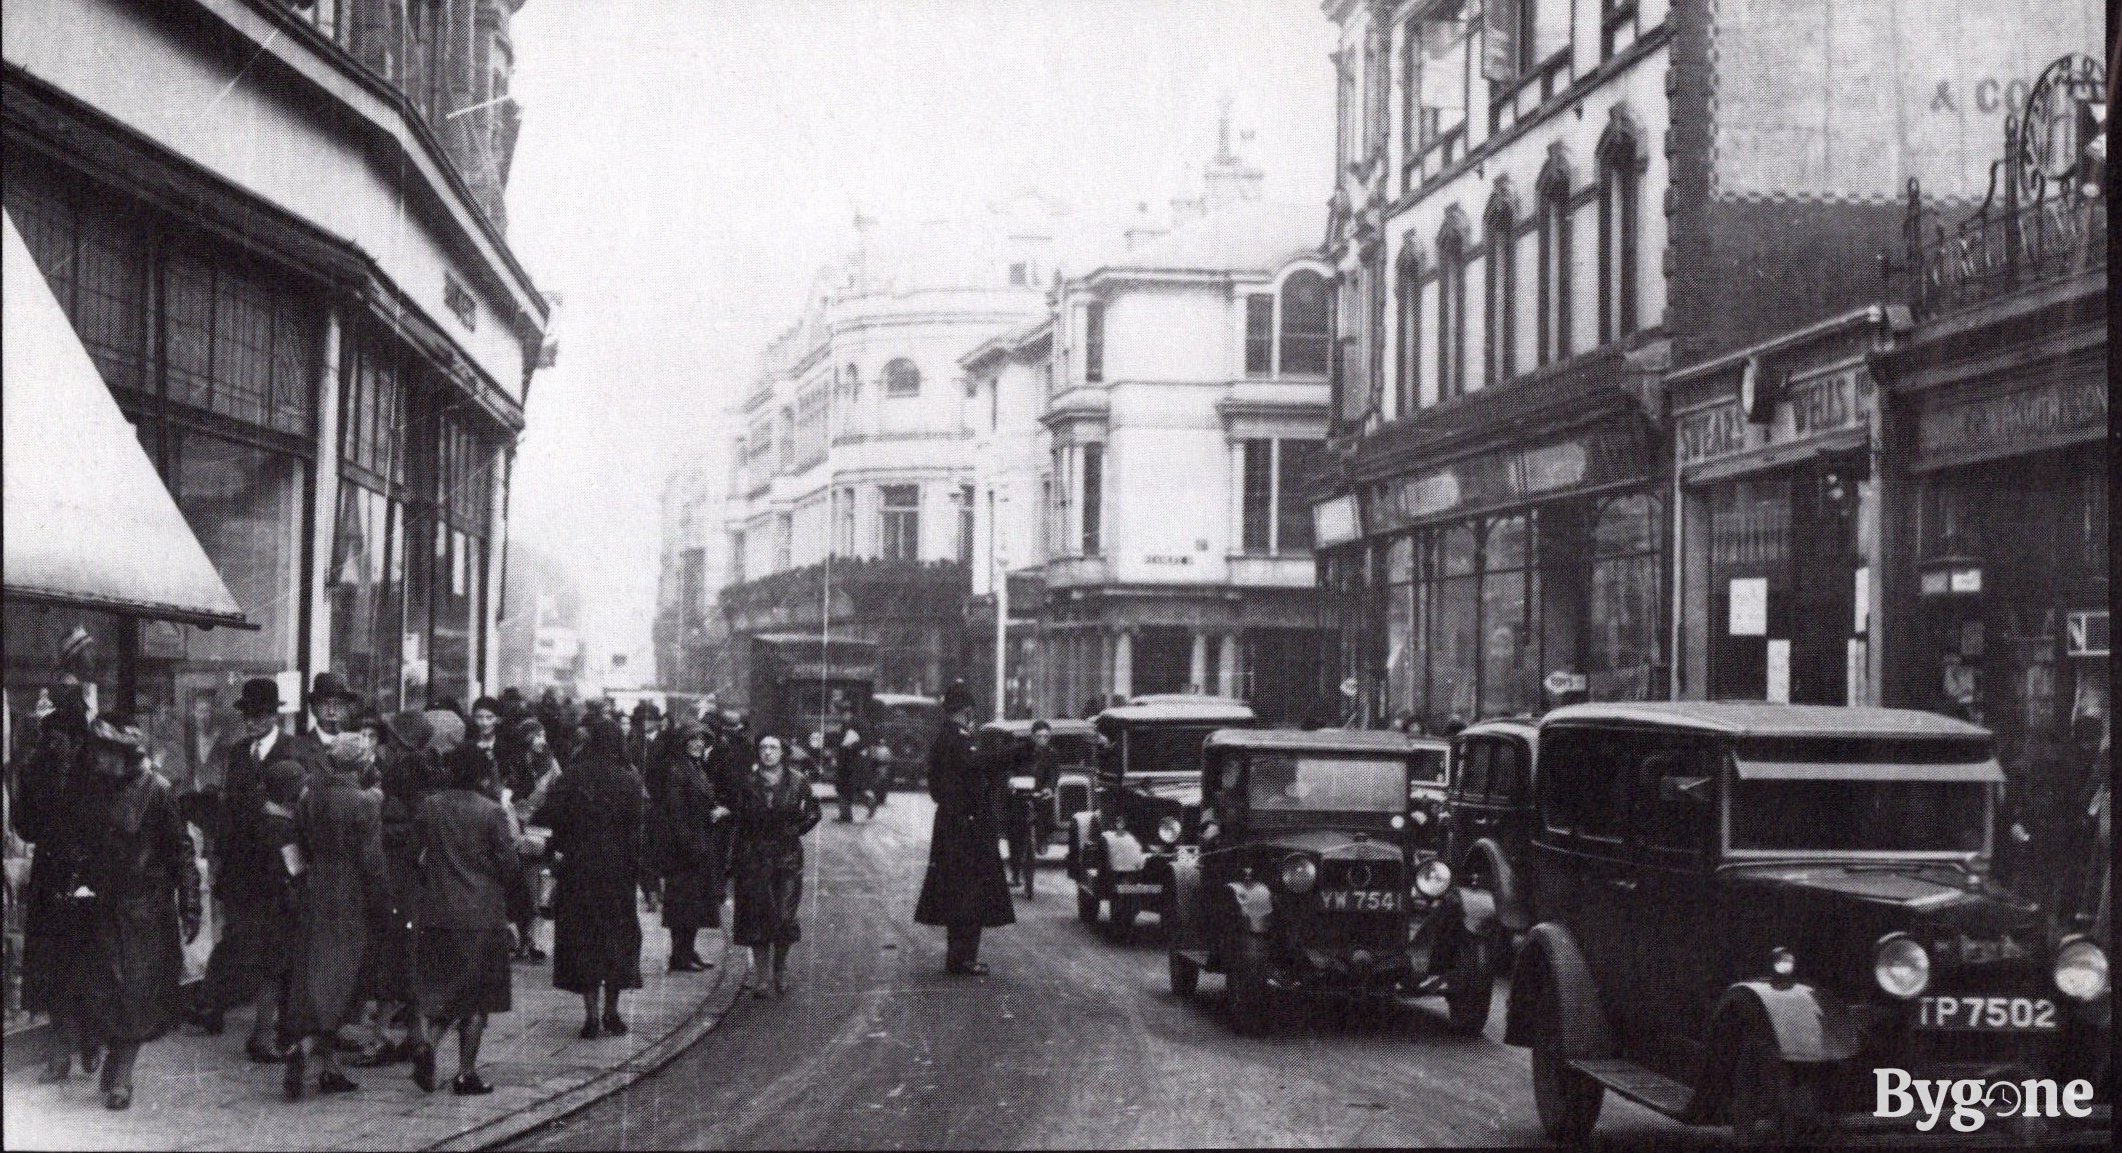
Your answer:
1394,243 -> 1423,415
1436,218 -> 1468,401
1597,117 -> 1642,346
1278,269 -> 1332,376
1484,190 -> 1518,386
1536,157 -> 1573,367
883,357 -> 921,397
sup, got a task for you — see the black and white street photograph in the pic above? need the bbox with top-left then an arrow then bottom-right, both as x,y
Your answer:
0,0 -> 2111,1148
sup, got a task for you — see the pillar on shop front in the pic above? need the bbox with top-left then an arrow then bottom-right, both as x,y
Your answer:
1218,634 -> 1240,699
303,310 -> 344,687
1112,628 -> 1133,701
480,443 -> 511,698
1189,631 -> 1208,694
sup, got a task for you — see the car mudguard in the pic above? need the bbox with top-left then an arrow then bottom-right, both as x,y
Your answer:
1503,922 -> 1613,1057
1464,839 -> 1527,932
1707,982 -> 1861,1064
1069,812 -> 1097,880
1452,885 -> 1497,936
1226,880 -> 1273,934
1103,829 -> 1148,874
1168,853 -> 1204,951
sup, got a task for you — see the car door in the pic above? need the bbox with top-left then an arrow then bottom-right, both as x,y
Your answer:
1528,725 -> 1641,1041
1449,737 -> 1496,869
1623,736 -> 1722,1083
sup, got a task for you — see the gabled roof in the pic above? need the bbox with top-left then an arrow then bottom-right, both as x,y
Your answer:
1086,200 -> 1325,279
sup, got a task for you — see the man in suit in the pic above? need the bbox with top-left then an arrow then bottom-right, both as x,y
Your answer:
187,677 -> 290,1049
913,682 -> 1015,975
289,673 -> 362,775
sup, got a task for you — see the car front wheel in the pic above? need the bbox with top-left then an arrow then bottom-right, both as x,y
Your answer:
1444,933 -> 1493,1036
1727,1024 -> 1820,1148
1531,1035 -> 1604,1145
1168,950 -> 1199,998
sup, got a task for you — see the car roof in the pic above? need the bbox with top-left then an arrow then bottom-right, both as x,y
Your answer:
1206,728 -> 1445,754
872,693 -> 940,707
1456,717 -> 1542,740
1539,701 -> 1991,740
1097,700 -> 1257,723
1128,693 -> 1251,708
979,718 -> 1097,737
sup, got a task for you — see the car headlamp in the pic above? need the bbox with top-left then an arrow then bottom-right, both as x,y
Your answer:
2054,939 -> 2108,1002
1156,816 -> 1182,845
1279,855 -> 1317,894
1413,857 -> 1452,899
1768,946 -> 1796,978
1874,934 -> 1931,999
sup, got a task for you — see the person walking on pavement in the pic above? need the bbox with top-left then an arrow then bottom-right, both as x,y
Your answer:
914,682 -> 1014,975
347,710 -> 439,1068
14,687 -> 99,1084
536,718 -> 648,1037
245,758 -> 307,1063
71,717 -> 203,1110
187,676 -> 288,1040
291,673 -> 363,774
729,733 -> 822,997
448,697 -> 507,801
407,741 -> 521,1096
284,739 -> 388,1099
658,723 -> 729,972
503,718 -> 561,962
833,721 -> 876,822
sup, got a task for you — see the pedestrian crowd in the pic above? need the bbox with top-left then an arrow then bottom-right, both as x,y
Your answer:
10,674 -> 819,1112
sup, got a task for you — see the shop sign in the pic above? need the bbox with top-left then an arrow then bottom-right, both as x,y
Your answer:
1312,494 -> 1363,547
1678,364 -> 1876,470
1915,377 -> 2105,468
1367,422 -> 1644,532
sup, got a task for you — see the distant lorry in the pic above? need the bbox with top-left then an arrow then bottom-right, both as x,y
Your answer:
737,632 -> 880,750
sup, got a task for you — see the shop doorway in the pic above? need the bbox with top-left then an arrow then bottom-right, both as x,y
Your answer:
1707,455 -> 1865,704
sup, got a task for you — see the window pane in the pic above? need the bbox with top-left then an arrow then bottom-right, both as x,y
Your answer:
1487,513 -> 1529,570
1084,305 -> 1105,383
1241,440 -> 1272,553
72,205 -> 148,398
1244,294 -> 1274,376
172,431 -> 301,674
210,267 -> 276,428
1438,522 -> 1477,577
884,357 -> 922,397
1432,574 -> 1478,723
1081,444 -> 1103,555
1482,567 -> 1537,716
1278,439 -> 1322,551
330,481 -> 403,711
1278,271 -> 1331,375
165,253 -> 217,412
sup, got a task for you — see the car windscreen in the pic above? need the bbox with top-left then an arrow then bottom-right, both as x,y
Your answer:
1729,779 -> 1988,854
789,683 -> 861,727
1248,755 -> 1409,813
1120,725 -> 1218,776
1049,734 -> 1096,767
1408,747 -> 1446,784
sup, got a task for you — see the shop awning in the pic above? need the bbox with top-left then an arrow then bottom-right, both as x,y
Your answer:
2,209 -> 250,629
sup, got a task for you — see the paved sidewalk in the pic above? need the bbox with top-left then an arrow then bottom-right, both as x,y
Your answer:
3,906 -> 739,1152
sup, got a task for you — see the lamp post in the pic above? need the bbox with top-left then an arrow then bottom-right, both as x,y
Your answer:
992,481 -> 1010,720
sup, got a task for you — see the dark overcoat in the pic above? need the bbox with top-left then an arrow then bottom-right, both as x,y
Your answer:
289,772 -> 387,1036
659,754 -> 727,932
538,751 -> 647,992
913,722 -> 1015,929
728,765 -> 821,946
12,736 -> 89,1015
75,765 -> 201,1045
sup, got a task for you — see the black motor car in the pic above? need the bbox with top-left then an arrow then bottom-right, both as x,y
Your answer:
1501,702 -> 2111,1146
1400,733 -> 1452,856
1071,698 -> 1255,937
1442,717 -> 1541,951
1166,729 -> 1495,1036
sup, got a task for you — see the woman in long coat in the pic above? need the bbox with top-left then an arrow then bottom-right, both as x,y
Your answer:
658,724 -> 728,971
285,740 -> 387,1099
913,684 -> 1014,975
728,734 -> 821,997
72,717 -> 202,1111
13,691 -> 96,1083
408,747 -> 519,1096
537,718 -> 647,1037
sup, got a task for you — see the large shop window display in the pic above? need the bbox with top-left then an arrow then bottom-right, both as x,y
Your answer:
1375,493 -> 1664,729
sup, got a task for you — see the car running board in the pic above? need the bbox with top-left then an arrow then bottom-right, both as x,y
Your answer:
1566,1058 -> 1695,1118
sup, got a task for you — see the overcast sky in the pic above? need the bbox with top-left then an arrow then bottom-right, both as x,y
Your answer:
502,0 -> 1337,673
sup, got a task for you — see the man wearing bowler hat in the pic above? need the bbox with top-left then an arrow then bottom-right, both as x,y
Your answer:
188,677 -> 292,1043
913,681 -> 1015,975
292,673 -> 365,775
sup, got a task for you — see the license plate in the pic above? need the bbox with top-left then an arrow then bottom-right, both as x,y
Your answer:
1114,882 -> 1163,896
1916,995 -> 2059,1031
1321,889 -> 1402,912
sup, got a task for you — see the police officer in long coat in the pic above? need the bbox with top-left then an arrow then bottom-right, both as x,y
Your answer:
913,682 -> 1014,974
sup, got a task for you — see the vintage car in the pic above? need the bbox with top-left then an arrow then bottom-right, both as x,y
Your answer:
1502,702 -> 2111,1146
1071,698 -> 1256,936
869,692 -> 944,788
1400,734 -> 1452,857
978,717 -> 1098,851
1166,729 -> 1495,1036
1442,717 -> 1542,952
